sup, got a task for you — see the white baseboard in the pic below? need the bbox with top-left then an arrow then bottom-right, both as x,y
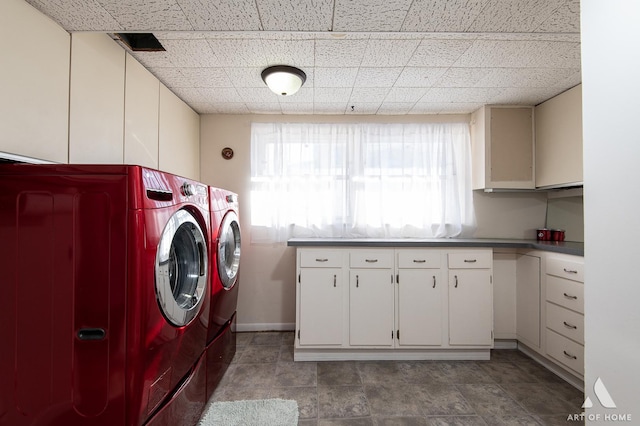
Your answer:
294,348 -> 491,362
235,322 -> 296,332
493,339 -> 518,349
518,342 -> 584,391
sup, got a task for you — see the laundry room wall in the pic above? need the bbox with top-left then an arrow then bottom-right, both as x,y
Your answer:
200,114 -> 548,331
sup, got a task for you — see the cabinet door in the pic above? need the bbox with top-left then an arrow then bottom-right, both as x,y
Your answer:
349,269 -> 394,347
397,269 -> 442,346
448,270 -> 493,345
516,254 -> 541,348
298,268 -> 342,346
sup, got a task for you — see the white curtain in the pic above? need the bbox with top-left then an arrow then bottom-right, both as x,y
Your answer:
250,122 -> 476,243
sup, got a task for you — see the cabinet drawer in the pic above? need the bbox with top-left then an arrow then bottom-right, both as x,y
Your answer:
300,250 -> 342,268
546,256 -> 584,282
448,251 -> 492,269
350,250 -> 394,269
546,329 -> 584,375
546,302 -> 584,344
546,275 -> 584,314
397,250 -> 441,269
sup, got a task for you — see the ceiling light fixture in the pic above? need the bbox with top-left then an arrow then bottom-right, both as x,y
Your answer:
261,65 -> 306,96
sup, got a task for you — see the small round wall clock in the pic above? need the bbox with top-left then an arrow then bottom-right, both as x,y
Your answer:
221,147 -> 234,160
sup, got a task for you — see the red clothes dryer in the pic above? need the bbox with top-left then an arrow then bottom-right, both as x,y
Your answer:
205,187 -> 241,399
0,164 -> 211,426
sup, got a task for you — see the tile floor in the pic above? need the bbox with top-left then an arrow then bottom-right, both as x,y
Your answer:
209,331 -> 585,426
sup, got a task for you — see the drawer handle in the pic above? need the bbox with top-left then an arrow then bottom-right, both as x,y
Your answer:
454,275 -> 458,288
315,258 -> 328,262
563,268 -> 578,274
464,259 -> 477,263
563,321 -> 577,330
563,350 -> 577,360
563,293 -> 578,300
413,259 -> 426,263
365,259 -> 378,263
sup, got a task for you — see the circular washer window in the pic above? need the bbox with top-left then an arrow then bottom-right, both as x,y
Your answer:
217,211 -> 241,289
155,209 -> 208,327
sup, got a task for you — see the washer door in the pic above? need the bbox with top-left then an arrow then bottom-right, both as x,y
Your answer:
217,211 -> 241,289
155,209 -> 208,327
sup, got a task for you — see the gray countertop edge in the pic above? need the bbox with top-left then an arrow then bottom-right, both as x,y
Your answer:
286,238 -> 584,257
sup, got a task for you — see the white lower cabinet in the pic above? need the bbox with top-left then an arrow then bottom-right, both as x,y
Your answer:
396,250 -> 444,347
295,247 -> 493,359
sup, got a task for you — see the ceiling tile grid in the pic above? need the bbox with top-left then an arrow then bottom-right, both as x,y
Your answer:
25,0 -> 582,115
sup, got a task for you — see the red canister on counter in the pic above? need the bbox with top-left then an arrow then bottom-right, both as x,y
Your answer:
551,229 -> 565,242
537,228 -> 551,241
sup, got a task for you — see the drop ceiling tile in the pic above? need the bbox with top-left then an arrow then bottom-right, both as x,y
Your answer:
248,103 -> 284,114
408,39 -> 475,67
360,39 -> 421,67
535,0 -> 580,33
377,103 -> 414,115
354,68 -> 403,88
384,88 -> 428,103
493,87 -> 563,105
161,39 -> 219,67
236,87 -> 280,103
197,87 -> 242,103
333,0 -> 413,32
478,68 -> 579,88
26,0 -> 123,31
349,88 -> 390,103
256,0 -> 333,31
178,68 -> 233,87
419,87 -> 505,103
314,103 -> 349,114
554,70 -> 582,88
147,68 -> 185,87
453,40 -> 538,68
170,87 -> 211,104
281,103 -> 315,114
261,39 -> 315,67
96,0 -> 193,30
433,68 -> 493,88
178,0 -> 262,30
132,51 -> 176,69
315,39 -> 369,67
524,41 -> 581,69
467,0 -> 565,32
314,88 -> 352,104
153,31 -> 208,40
395,68 -> 448,88
315,68 -> 359,88
206,38 -> 267,67
401,0 -> 489,32
225,67 -> 266,88
475,33 -> 579,42
346,104 -> 381,115
191,103 -> 250,114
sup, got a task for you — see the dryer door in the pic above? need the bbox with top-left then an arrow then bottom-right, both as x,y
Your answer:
217,211 -> 241,289
156,209 -> 208,327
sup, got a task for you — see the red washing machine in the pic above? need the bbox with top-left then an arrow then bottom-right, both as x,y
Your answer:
204,187 -> 241,399
0,164 -> 211,426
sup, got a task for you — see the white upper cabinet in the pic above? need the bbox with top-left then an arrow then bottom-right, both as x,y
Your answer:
0,0 -> 69,163
159,85 -> 200,180
124,53 -> 159,169
471,106 -> 535,190
69,33 -> 125,164
535,85 -> 583,188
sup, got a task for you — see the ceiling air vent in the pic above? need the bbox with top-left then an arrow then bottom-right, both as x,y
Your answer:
115,33 -> 165,52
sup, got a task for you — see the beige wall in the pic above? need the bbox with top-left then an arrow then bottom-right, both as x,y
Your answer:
200,114 -> 549,329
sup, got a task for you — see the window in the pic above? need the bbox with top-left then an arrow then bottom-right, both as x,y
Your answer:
250,122 -> 476,243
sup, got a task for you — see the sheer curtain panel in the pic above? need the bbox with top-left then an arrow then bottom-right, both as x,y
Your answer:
250,122 -> 475,243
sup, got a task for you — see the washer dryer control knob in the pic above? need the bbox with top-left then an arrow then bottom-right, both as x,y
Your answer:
181,182 -> 196,196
